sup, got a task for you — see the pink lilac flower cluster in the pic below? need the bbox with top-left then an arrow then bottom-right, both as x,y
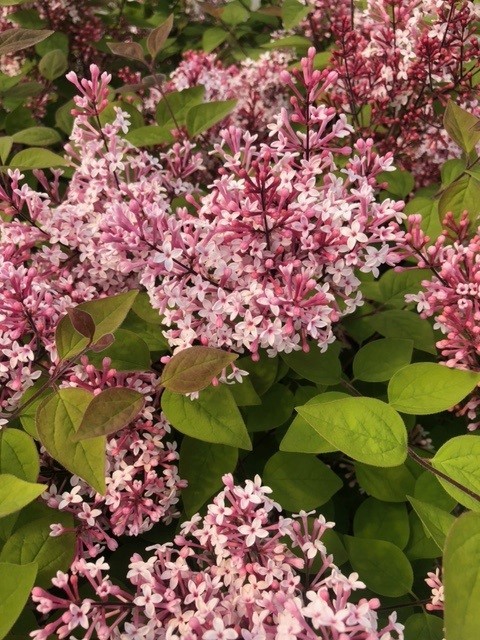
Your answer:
154,49 -> 291,143
306,0 -> 480,182
405,212 -> 480,428
0,65 -> 204,410
425,568 -> 444,613
111,48 -> 404,355
31,474 -> 404,640
41,357 -> 186,558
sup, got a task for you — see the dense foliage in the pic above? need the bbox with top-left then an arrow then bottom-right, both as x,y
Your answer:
0,1 -> 480,639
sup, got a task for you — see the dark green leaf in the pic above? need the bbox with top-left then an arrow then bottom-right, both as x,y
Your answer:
263,452 -> 342,511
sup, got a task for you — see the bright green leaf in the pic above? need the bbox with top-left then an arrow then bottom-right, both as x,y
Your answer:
388,363 -> 480,414
155,86 -> 205,128
280,391 -> 346,454
0,562 -> 37,640
407,496 -> 455,550
282,0 -> 310,29
55,290 -> 138,361
297,397 -> 407,467
0,429 -> 39,482
36,388 -> 106,494
11,126 -> 61,146
438,174 -> 480,222
186,99 -> 237,138
431,435 -> 480,511
162,386 -> 252,449
0,474 -> 45,517
443,101 -> 480,153
8,148 -> 68,170
444,511 -> 480,640
86,329 -> 151,371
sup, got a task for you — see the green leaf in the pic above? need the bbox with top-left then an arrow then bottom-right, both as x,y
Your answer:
282,0 -> 310,28
280,342 -> 342,385
73,388 -> 144,441
441,158 -> 466,187
180,438 -> 237,516
443,101 -> 480,153
0,474 -> 45,517
146,14 -> 173,59
388,363 -> 480,414
0,562 -> 37,640
55,100 -> 75,135
356,462 -> 416,502
121,312 -> 169,352
161,346 -> 238,394
162,386 -> 252,449
38,49 -> 68,81
354,498 -> 410,549
17,380 -> 52,439
431,435 -> 480,511
8,148 -> 68,170
86,329 -> 151,371
438,174 -> 480,222
236,351 -> 278,395
297,397 -> 407,467
0,429 -> 39,482
407,496 -> 455,550
0,503 -> 75,587
280,391 -> 346,454
221,1 -> 250,24
413,471 -> 457,511
125,124 -> 174,147
404,197 -> 442,242
55,290 -> 138,361
378,169 -> 414,198
261,35 -> 311,53
404,613 -> 444,640
35,30 -> 68,56
376,269 -> 432,308
228,376 -> 261,406
155,86 -> 205,128
202,27 -> 228,52
0,136 -> 12,163
11,126 -> 61,146
365,310 -> 436,354
36,388 -> 106,494
344,536 -> 413,597
353,338 -> 413,382
263,452 -> 342,512
444,511 -> 480,640
186,99 -> 237,137
244,383 -> 294,432
405,511 -> 442,560
0,28 -> 52,55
